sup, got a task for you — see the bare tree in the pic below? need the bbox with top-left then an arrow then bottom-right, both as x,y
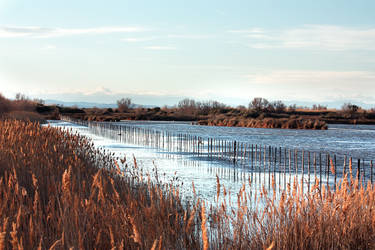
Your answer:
15,93 -> 27,101
288,104 -> 297,112
342,103 -> 359,114
178,98 -> 196,109
117,98 -> 132,112
312,104 -> 327,110
13,93 -> 36,111
272,100 -> 286,113
198,100 -> 226,113
249,97 -> 269,111
177,98 -> 197,114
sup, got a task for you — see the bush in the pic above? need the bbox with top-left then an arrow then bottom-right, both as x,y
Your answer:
342,102 -> 360,114
248,97 -> 269,111
117,98 -> 132,112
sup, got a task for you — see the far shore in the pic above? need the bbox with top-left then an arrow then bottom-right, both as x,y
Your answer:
48,105 -> 375,130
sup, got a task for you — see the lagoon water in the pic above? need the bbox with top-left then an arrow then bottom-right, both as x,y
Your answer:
114,121 -> 375,160
49,120 -> 375,206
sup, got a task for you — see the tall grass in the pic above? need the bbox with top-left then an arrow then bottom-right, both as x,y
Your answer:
0,119 -> 374,249
210,176 -> 375,249
0,120 -> 200,249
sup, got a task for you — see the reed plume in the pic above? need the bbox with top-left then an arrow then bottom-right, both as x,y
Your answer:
1,119 -> 374,249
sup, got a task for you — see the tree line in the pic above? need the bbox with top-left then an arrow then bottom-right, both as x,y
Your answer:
114,96 -> 374,115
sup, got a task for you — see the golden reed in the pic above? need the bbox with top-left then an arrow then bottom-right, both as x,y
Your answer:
0,120 -> 374,249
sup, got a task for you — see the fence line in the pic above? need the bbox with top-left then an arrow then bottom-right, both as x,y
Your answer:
60,116 -> 374,192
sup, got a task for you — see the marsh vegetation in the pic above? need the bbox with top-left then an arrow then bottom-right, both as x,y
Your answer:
1,119 -> 375,249
59,97 -> 375,130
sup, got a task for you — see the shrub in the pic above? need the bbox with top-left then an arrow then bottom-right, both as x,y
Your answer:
117,98 -> 132,112
248,97 -> 269,111
342,103 -> 360,114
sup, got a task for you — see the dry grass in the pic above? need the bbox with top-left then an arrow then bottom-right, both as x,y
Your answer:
0,120 -> 200,249
3,111 -> 44,123
202,117 -> 328,130
209,176 -> 375,249
1,119 -> 374,249
0,94 -> 45,122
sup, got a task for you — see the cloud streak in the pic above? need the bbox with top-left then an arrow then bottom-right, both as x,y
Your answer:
144,46 -> 176,50
167,34 -> 214,39
0,26 -> 144,38
245,70 -> 375,85
230,25 -> 375,50
243,70 -> 375,103
121,37 -> 156,42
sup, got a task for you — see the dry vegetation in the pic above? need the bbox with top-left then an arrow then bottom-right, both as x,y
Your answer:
60,97 -> 375,130
1,119 -> 375,249
2,91 -> 375,129
0,93 -> 48,122
199,116 -> 328,130
0,120 -> 202,249
211,174 -> 375,249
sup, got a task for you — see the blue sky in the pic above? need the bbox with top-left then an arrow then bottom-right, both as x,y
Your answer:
0,0 -> 375,107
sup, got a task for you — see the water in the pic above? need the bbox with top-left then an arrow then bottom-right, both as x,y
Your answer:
48,120 -> 375,206
114,121 -> 375,160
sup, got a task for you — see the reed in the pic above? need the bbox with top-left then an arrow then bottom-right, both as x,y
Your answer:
207,175 -> 375,249
0,120 -> 200,249
1,119 -> 374,249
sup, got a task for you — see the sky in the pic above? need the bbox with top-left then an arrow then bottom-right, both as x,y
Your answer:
0,0 -> 375,107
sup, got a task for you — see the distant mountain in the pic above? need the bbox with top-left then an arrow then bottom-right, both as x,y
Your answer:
284,100 -> 374,109
44,100 -> 156,109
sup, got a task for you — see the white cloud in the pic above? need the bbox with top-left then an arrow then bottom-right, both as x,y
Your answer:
229,28 -> 265,34
167,64 -> 235,70
122,37 -> 155,42
230,25 -> 375,51
121,34 -> 212,44
167,34 -> 214,39
245,70 -> 375,84
144,46 -> 176,50
0,26 -> 144,38
243,70 -> 375,103
84,86 -> 113,96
